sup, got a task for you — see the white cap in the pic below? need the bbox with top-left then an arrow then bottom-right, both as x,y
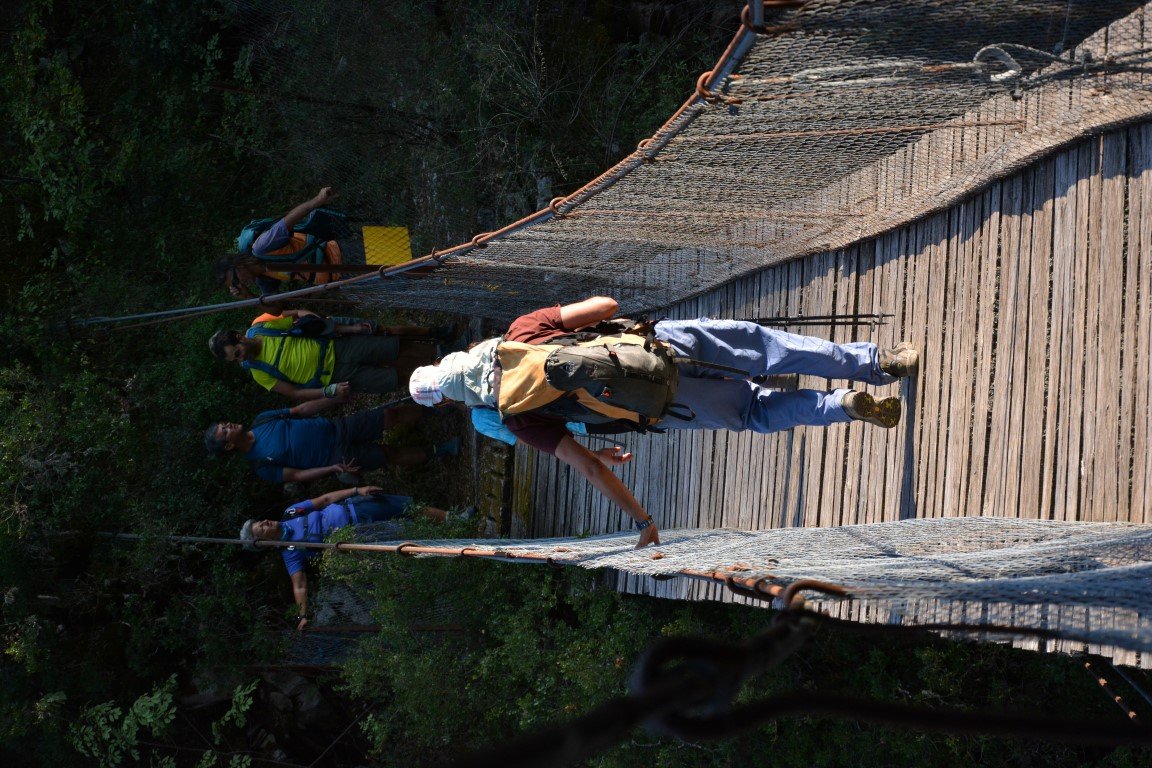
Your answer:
409,365 -> 444,407
239,520 -> 257,551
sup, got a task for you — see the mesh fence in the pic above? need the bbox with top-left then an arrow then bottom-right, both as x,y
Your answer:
347,517 -> 1152,659
215,0 -> 1152,321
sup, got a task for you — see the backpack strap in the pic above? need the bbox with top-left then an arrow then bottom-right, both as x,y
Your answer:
252,234 -> 328,266
663,403 -> 696,422
242,325 -> 332,388
669,356 -> 751,378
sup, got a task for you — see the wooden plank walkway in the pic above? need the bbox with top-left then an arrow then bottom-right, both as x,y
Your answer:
506,7 -> 1152,665
510,120 -> 1152,666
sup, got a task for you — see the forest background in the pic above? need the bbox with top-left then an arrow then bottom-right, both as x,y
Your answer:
2,0 -> 1151,766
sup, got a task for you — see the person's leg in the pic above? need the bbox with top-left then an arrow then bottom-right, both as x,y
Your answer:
380,402 -> 426,429
744,387 -> 855,433
333,405 -> 390,444
654,318 -> 896,385
341,365 -> 400,394
336,441 -> 430,471
348,494 -> 411,522
652,375 -> 753,432
652,375 -> 854,434
332,336 -> 399,368
332,403 -> 425,443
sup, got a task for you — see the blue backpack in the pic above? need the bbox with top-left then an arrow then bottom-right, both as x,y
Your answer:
236,208 -> 348,265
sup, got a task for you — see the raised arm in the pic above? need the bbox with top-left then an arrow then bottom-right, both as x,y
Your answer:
282,187 -> 336,228
280,461 -> 357,484
308,485 -> 381,508
553,435 -> 659,548
558,296 -> 618,330
290,571 -> 309,630
278,308 -> 322,320
287,395 -> 347,418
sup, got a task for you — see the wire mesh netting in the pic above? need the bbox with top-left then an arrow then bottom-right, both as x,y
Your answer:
230,1 -> 1152,665
339,0 -> 1149,319
346,517 -> 1152,658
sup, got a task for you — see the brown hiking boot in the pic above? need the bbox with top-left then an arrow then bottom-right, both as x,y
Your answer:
842,391 -> 901,428
880,342 -> 920,379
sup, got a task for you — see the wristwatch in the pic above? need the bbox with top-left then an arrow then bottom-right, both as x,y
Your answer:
633,515 -> 654,531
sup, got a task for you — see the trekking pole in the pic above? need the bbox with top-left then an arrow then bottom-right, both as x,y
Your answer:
744,313 -> 893,328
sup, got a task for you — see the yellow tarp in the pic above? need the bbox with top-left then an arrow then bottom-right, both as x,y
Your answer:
362,226 -> 412,266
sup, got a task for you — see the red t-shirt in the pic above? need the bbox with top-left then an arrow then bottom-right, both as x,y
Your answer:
503,306 -> 572,454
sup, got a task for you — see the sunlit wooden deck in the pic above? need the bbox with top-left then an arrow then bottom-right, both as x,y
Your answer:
503,6 -> 1152,665
512,120 -> 1152,598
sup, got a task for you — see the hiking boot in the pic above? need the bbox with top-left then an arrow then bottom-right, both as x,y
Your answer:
842,391 -> 901,429
880,342 -> 920,379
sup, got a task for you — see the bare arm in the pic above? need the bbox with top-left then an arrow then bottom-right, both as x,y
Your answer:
282,187 -> 335,228
290,571 -> 309,630
554,435 -> 659,547
272,380 -> 322,403
308,485 -> 381,508
559,296 -> 618,330
288,396 -> 343,418
278,308 -> 322,320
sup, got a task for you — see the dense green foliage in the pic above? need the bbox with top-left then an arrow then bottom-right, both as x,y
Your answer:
2,0 -> 1151,765
330,550 -> 1152,768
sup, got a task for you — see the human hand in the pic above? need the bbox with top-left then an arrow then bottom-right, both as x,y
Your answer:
636,523 -> 660,549
296,616 -> 309,632
332,460 -> 361,477
315,186 -> 336,205
594,446 -> 633,467
331,381 -> 352,401
359,485 -> 383,495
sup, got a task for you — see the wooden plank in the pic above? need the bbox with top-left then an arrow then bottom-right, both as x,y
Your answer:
878,227 -> 909,523
1091,130 -> 1128,523
1131,123 -> 1152,523
800,251 -> 834,530
784,258 -> 808,528
967,179 -> 1001,518
983,171 -> 1019,518
1020,156 -> 1056,522
1079,137 -> 1106,522
902,218 -> 930,521
821,248 -> 855,527
918,210 -> 950,518
1046,145 -> 1083,522
1002,164 -> 1038,520
940,193 -> 981,518
1068,140 -> 1099,521
855,238 -> 880,526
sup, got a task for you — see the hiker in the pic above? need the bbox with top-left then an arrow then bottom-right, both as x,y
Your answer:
240,485 -> 476,630
203,398 -> 458,484
409,296 -> 919,548
208,308 -> 441,402
215,187 -> 345,297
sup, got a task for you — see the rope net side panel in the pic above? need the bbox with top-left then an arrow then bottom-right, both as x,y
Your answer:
336,0 -> 1152,320
350,518 -> 1152,659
